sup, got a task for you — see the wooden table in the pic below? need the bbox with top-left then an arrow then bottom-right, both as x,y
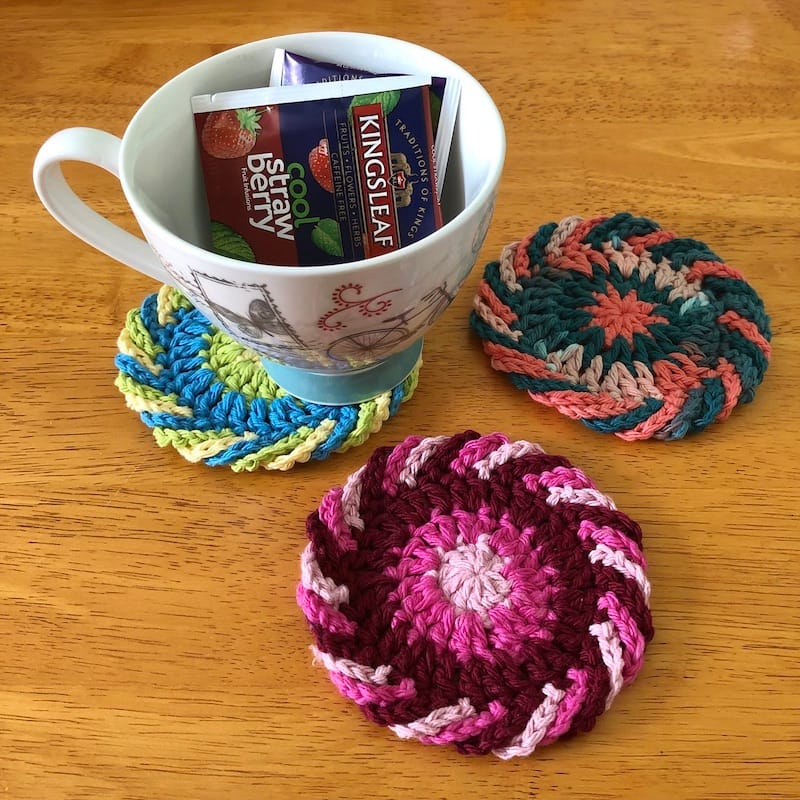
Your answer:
4,1 -> 799,797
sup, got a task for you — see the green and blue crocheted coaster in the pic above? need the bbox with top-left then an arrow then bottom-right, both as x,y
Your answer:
471,213 -> 772,441
114,286 -> 419,471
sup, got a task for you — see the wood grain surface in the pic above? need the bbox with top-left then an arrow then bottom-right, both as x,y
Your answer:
2,1 -> 799,798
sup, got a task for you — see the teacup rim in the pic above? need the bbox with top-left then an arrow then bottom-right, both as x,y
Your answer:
119,31 -> 506,278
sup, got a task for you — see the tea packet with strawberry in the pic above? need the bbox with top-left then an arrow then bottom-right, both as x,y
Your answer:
192,75 -> 442,267
268,48 -> 460,200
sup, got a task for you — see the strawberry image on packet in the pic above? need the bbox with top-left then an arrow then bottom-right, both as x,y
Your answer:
269,48 -> 461,200
192,75 -> 442,267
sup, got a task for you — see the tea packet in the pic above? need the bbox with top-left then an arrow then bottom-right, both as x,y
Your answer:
192,75 -> 442,267
269,48 -> 460,200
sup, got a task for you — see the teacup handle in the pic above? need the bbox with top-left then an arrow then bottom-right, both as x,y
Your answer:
32,127 -> 170,284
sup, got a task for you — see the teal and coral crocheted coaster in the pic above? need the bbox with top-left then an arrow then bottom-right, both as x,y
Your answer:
114,286 -> 419,471
471,213 -> 772,440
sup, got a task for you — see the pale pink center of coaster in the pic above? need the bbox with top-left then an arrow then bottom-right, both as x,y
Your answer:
436,536 -> 512,626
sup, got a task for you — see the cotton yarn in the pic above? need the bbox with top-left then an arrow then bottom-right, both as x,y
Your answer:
471,213 -> 772,440
114,285 -> 419,471
298,430 -> 653,757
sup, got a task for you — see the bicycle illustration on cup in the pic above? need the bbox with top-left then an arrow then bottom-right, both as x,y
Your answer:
324,283 -> 455,366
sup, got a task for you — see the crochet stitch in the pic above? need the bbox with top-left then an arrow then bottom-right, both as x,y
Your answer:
298,430 -> 653,757
471,213 -> 772,440
114,285 -> 419,471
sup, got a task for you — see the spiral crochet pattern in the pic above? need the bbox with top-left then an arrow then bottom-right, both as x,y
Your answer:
471,213 -> 772,440
298,430 -> 653,757
114,286 -> 419,471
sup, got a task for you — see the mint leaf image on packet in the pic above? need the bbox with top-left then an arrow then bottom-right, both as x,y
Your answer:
192,75 -> 443,267
268,48 -> 461,201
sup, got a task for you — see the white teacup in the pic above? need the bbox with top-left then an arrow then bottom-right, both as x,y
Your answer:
33,32 -> 505,405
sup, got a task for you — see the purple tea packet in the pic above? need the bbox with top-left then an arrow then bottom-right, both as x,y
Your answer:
269,48 -> 460,200
192,75 -> 442,267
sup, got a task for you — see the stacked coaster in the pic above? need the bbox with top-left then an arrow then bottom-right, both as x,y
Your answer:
114,286 -> 419,471
471,213 -> 772,440
298,430 -> 653,757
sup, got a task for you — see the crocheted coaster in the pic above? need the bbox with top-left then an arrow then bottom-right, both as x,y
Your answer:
114,286 -> 420,471
298,430 -> 653,757
471,212 -> 772,440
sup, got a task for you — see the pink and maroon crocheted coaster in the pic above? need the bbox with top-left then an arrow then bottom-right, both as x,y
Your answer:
297,430 -> 654,757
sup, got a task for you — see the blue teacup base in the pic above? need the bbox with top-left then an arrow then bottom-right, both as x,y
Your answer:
264,339 -> 424,406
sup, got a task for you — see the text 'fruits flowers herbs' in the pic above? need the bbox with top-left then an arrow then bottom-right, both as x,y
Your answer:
192,74 -> 443,267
